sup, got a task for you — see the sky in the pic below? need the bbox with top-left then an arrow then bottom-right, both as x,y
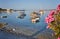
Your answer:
0,0 -> 60,10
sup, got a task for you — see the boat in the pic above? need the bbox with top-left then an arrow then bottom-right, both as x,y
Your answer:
0,16 -> 7,18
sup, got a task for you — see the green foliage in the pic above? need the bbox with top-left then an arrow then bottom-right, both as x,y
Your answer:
49,12 -> 60,37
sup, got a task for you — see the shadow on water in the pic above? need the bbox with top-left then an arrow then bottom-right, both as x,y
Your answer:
31,26 -> 47,37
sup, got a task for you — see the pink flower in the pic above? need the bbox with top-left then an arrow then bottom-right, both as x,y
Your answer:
45,17 -> 49,23
57,4 -> 60,11
45,8 -> 56,24
45,15 -> 54,24
49,10 -> 55,16
49,17 -> 54,22
54,10 -> 58,14
48,15 -> 53,18
45,10 -> 55,24
58,37 -> 60,39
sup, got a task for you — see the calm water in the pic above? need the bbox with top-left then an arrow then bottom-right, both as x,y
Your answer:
0,11 -> 50,39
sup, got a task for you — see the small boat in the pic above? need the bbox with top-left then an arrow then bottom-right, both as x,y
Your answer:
39,10 -> 44,15
30,12 -> 40,19
17,14 -> 26,19
31,17 -> 40,23
17,15 -> 25,19
0,16 -> 7,18
30,12 -> 40,23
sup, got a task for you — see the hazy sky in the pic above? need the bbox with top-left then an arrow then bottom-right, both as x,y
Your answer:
0,0 -> 60,10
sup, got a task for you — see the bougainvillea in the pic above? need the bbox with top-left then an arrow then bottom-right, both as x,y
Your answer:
45,4 -> 60,39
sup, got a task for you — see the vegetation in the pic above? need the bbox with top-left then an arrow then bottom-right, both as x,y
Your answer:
45,4 -> 60,39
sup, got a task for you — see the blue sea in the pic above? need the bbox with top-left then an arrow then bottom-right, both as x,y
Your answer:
0,11 -> 55,39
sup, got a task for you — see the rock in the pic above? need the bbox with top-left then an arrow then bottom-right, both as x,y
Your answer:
0,23 -> 7,29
